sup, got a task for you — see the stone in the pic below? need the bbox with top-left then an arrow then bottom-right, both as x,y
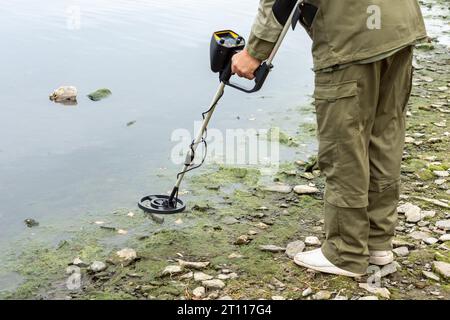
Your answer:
179,272 -> 193,280
285,240 -> 306,259
89,261 -> 107,273
228,252 -> 244,259
72,257 -> 89,267
255,222 -> 269,229
424,237 -> 438,245
259,245 -> 286,253
177,260 -> 210,270
393,247 -> 409,257
439,234 -> 450,242
421,210 -> 436,219
409,231 -> 431,241
433,261 -> 450,279
293,185 -> 319,195
397,203 -> 422,223
359,296 -> 379,300
302,287 -> 313,297
392,239 -> 415,249
434,171 -> 449,178
222,217 -> 240,225
271,296 -> 286,300
261,184 -> 292,194
162,265 -> 183,276
305,236 -> 321,246
234,235 -> 250,245
194,272 -> 213,282
116,248 -> 137,263
436,220 -> 450,231
218,273 -> 238,280
66,266 -> 79,275
333,295 -> 348,300
380,262 -> 398,277
422,270 -> 440,282
358,283 -> 390,299
49,86 -> 77,103
312,290 -> 331,300
24,218 -> 39,228
218,296 -> 233,300
87,88 -> 112,101
202,279 -> 226,290
435,179 -> 446,185
192,287 -> 206,298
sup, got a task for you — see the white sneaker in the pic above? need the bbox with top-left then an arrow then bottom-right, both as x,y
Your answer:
369,250 -> 394,266
293,248 -> 365,277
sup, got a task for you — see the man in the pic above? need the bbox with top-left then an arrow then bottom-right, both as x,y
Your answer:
232,0 -> 427,277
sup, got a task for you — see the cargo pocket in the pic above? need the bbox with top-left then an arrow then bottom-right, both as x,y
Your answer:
314,80 -> 360,140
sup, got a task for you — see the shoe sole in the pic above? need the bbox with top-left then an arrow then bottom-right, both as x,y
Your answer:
293,257 -> 365,278
369,255 -> 394,266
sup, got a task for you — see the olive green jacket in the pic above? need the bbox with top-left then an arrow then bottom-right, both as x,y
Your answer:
247,0 -> 427,71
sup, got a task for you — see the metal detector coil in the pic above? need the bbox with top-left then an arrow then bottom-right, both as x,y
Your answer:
139,0 -> 303,215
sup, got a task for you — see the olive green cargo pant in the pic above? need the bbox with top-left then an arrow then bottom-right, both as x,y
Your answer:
313,46 -> 414,274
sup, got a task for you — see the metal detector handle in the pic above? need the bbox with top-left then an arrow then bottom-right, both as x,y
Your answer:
220,57 -> 273,94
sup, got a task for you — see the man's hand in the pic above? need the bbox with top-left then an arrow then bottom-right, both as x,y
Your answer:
231,49 -> 261,80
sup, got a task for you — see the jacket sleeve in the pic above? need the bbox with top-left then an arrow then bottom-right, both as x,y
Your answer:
247,0 -> 284,61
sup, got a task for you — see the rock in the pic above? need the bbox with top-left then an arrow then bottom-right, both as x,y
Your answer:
285,240 -> 305,259
248,230 -> 259,236
305,236 -> 321,246
380,262 -> 398,277
433,261 -> 450,279
177,260 -> 210,270
66,266 -> 79,275
259,245 -> 286,253
300,172 -> 315,180
218,296 -> 233,300
271,296 -> 286,300
192,287 -> 206,298
222,217 -> 240,225
434,171 -> 449,178
359,296 -> 379,300
422,270 -> 440,282
435,179 -> 446,185
24,218 -> 39,228
333,295 -> 348,300
89,261 -> 107,272
179,272 -> 193,280
255,222 -> 269,229
261,184 -> 292,194
293,185 -> 319,195
302,287 -> 312,297
405,137 -> 416,144
162,265 -> 183,276
393,247 -> 409,257
72,257 -> 89,267
228,252 -> 243,259
234,235 -> 250,245
439,234 -> 450,242
436,220 -> 450,231
87,88 -> 112,101
424,237 -> 438,245
202,279 -> 225,290
397,202 -> 419,214
421,210 -> 436,219
312,290 -> 331,300
49,86 -> 77,103
115,248 -> 137,265
194,272 -> 213,282
397,203 -> 422,223
358,283 -> 390,299
409,231 -> 431,241
392,239 -> 415,249
218,273 -> 238,280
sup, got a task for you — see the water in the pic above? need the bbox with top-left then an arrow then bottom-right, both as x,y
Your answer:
0,0 -> 314,254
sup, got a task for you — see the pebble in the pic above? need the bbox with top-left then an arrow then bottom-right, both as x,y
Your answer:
422,270 -> 440,282
180,272 -> 193,280
285,240 -> 306,259
49,86 -> 77,103
259,245 -> 286,253
234,235 -> 251,245
262,184 -> 292,194
302,287 -> 313,297
293,185 -> 319,195
434,171 -> 449,178
218,296 -> 233,300
24,218 -> 39,228
358,283 -> 390,299
89,261 -> 107,272
192,287 -> 206,298
436,220 -> 450,231
178,260 -> 210,270
116,248 -> 137,262
409,231 -> 431,241
271,296 -> 286,300
305,236 -> 321,246
222,217 -> 240,225
433,261 -> 450,279
72,257 -> 89,267
423,237 -> 438,245
202,279 -> 226,290
439,234 -> 450,242
162,265 -> 183,276
333,295 -> 348,300
359,296 -> 379,300
194,272 -> 214,282
217,273 -> 238,280
255,222 -> 269,230
393,247 -> 409,257
312,290 -> 331,300
380,262 -> 399,277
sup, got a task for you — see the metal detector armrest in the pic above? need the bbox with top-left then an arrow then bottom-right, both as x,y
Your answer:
220,60 -> 273,94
